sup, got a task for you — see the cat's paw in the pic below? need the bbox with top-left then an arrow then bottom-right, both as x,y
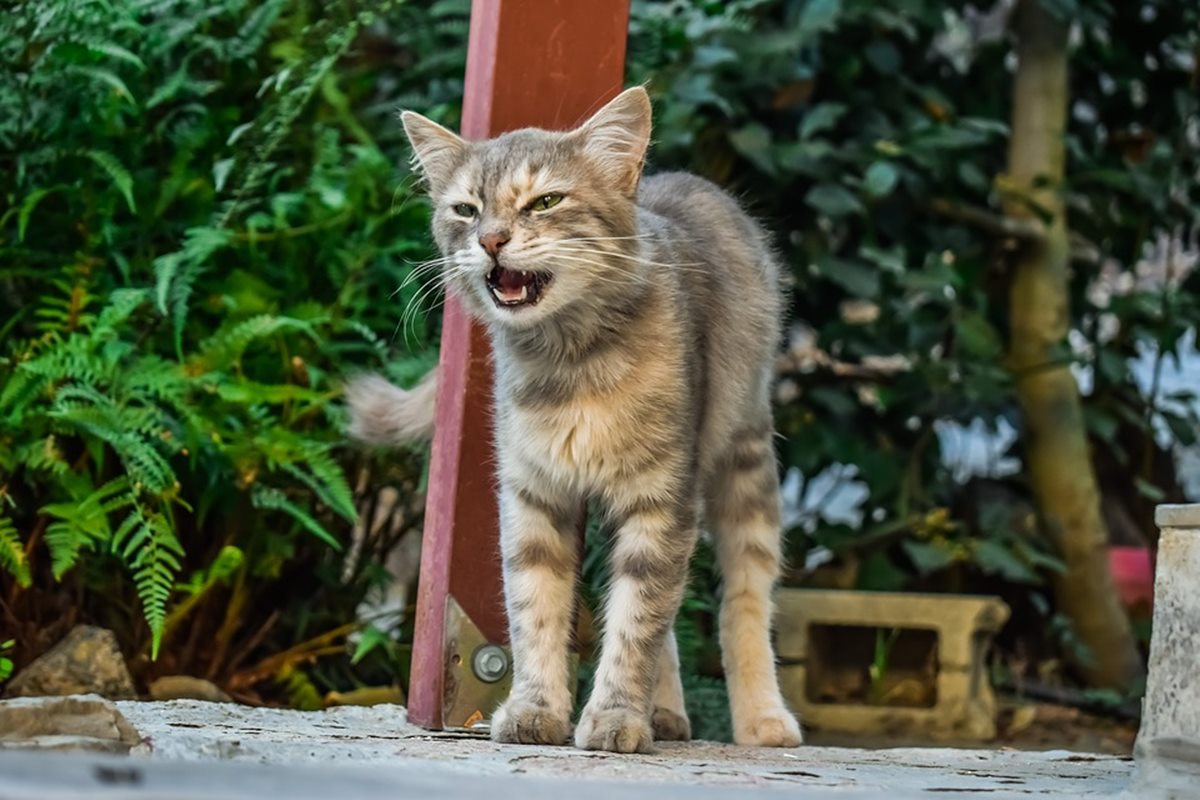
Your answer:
733,707 -> 803,747
491,698 -> 571,746
574,706 -> 654,753
651,706 -> 691,741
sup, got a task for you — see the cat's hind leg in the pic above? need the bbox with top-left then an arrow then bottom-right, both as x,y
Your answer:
650,628 -> 691,741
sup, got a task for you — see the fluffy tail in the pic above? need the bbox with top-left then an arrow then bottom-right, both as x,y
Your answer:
344,368 -> 438,446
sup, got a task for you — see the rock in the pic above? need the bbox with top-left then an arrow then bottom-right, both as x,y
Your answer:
0,695 -> 141,754
4,626 -> 136,700
149,676 -> 233,703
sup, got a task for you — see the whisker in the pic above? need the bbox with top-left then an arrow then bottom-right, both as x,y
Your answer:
548,246 -> 708,273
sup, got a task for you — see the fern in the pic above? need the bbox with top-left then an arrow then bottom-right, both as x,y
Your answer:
251,485 -> 341,550
75,149 -> 137,212
112,504 -> 184,659
194,315 -> 314,372
0,0 -> 432,680
0,516 -> 31,589
42,478 -> 135,579
153,227 -> 232,358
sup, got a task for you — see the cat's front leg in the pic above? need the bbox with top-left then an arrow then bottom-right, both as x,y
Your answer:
576,488 -> 698,753
491,480 -> 582,746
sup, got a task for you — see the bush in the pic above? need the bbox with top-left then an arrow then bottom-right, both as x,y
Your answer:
0,0 -> 467,697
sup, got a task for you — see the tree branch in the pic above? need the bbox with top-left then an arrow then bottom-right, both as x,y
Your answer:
928,197 -> 1045,241
927,198 -> 1103,263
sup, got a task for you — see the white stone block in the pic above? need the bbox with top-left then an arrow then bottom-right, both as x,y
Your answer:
1135,504 -> 1200,794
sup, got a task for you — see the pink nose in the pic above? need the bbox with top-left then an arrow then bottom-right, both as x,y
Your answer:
480,232 -> 510,256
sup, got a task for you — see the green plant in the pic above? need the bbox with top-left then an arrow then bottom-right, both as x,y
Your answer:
627,0 -> 1198,688
0,0 -> 465,696
0,639 -> 13,682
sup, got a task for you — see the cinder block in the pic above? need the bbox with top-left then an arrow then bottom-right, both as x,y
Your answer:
776,589 -> 1009,740
1135,504 -> 1200,794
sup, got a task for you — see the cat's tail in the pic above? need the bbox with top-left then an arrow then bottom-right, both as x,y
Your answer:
345,368 -> 438,446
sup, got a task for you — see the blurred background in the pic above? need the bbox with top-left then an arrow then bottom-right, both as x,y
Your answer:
1,0 -> 1196,753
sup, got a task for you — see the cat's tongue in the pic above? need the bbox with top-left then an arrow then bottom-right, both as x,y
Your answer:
489,266 -> 537,304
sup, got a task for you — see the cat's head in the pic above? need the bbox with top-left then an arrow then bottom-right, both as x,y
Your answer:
400,86 -> 652,329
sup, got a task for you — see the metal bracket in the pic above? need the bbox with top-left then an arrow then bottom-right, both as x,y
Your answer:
441,595 -> 578,733
442,596 -> 512,732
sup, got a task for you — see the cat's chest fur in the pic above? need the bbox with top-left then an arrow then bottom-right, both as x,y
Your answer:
495,346 -> 686,493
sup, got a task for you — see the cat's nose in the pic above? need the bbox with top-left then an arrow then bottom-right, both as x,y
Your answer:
479,231 -> 510,257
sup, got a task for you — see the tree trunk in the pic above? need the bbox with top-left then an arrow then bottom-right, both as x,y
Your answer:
1004,0 -> 1144,689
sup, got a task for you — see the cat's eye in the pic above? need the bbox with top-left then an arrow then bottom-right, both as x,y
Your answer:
529,194 -> 564,212
452,203 -> 477,218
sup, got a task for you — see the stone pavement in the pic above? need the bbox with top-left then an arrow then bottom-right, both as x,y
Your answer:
0,700 -> 1140,799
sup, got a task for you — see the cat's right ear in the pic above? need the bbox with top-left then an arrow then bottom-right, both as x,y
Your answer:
400,111 -> 466,191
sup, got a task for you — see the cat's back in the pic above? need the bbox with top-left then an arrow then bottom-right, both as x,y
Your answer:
636,172 -> 773,265
635,171 -> 782,350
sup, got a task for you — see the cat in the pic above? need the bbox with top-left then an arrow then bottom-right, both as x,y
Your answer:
347,86 -> 802,753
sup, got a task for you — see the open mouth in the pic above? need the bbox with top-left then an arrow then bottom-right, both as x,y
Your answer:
486,265 -> 552,308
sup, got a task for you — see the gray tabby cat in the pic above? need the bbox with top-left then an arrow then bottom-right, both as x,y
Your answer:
347,87 -> 802,753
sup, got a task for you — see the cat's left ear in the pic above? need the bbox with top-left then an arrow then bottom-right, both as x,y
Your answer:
576,86 -> 652,194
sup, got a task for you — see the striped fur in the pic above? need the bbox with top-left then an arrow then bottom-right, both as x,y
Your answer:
354,88 -> 801,752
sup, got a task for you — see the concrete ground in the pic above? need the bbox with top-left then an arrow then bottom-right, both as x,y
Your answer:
0,700 -> 1142,799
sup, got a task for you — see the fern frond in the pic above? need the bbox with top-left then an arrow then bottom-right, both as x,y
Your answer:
75,148 -> 137,211
112,504 -> 184,659
251,485 -> 341,551
193,314 -> 313,372
254,427 -> 355,523
96,288 -> 151,331
153,227 -> 232,358
42,478 -> 134,579
0,516 -> 31,589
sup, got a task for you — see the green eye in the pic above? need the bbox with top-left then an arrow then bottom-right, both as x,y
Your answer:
452,203 -> 477,218
529,194 -> 564,211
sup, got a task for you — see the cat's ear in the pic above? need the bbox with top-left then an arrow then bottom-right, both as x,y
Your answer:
401,111 -> 467,191
576,86 -> 652,193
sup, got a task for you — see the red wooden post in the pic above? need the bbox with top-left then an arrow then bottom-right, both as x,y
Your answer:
407,0 -> 631,730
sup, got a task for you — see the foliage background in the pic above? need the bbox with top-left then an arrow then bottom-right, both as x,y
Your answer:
1,0 -> 1197,732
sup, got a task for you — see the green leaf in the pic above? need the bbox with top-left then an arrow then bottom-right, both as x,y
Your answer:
65,65 -> 136,106
816,256 -> 879,297
728,123 -> 775,175
864,161 -> 899,198
957,161 -> 989,192
0,517 -> 31,589
76,149 -> 136,213
972,540 -> 1038,583
800,102 -> 846,140
1133,477 -> 1166,502
83,41 -> 147,71
351,624 -> 391,665
805,183 -> 863,217
864,40 -> 900,74
797,0 -> 842,39
902,540 -> 957,575
251,486 -> 342,551
856,551 -> 908,591
17,187 -> 64,242
955,313 -> 1003,359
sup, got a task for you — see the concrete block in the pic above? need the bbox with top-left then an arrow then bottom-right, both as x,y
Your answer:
776,589 -> 1009,740
1135,503 -> 1200,794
